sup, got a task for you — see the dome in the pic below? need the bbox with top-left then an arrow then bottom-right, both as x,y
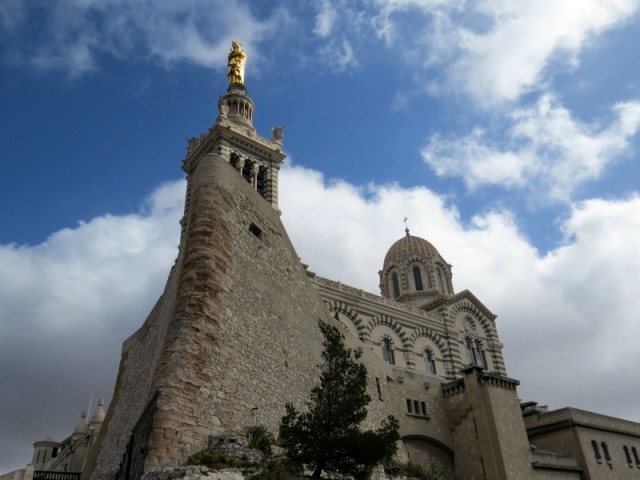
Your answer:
73,411 -> 89,436
379,229 -> 453,305
383,231 -> 442,271
90,398 -> 105,425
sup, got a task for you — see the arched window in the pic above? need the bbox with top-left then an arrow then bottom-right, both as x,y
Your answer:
632,447 -> 640,465
424,349 -> 436,375
381,338 -> 395,365
391,272 -> 400,298
230,153 -> 240,170
413,266 -> 423,291
464,338 -> 474,364
242,160 -> 253,184
256,166 -> 267,198
465,338 -> 485,367
624,446 -> 632,464
474,341 -> 485,368
435,266 -> 446,293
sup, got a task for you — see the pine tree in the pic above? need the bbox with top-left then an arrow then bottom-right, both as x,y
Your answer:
279,321 -> 399,478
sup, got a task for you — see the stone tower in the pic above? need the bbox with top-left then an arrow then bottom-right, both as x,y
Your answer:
84,43 -> 333,479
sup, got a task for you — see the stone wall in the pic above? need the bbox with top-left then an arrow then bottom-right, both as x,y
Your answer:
574,427 -> 640,479
87,150 -> 458,479
526,408 -> 640,479
139,465 -> 445,480
443,382 -> 485,479
530,451 -> 581,479
444,367 -> 534,480
142,155 -> 332,468
84,124 -> 606,480
315,280 -> 457,451
403,439 -> 453,480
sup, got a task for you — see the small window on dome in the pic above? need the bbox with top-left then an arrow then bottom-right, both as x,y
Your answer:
391,272 -> 400,298
435,266 -> 446,293
413,266 -> 423,291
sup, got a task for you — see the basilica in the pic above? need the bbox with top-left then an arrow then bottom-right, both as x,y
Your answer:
4,43 -> 640,480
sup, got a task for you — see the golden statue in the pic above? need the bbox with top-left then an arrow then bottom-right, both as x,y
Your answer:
227,41 -> 247,85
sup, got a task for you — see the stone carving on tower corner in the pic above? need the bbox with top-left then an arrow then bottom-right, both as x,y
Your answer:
218,96 -> 229,117
271,126 -> 284,142
186,137 -> 198,155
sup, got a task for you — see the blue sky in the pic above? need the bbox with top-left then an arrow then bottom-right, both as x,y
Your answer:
2,0 -> 640,472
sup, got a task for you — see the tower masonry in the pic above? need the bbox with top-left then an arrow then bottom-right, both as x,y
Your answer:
85,42 -> 332,478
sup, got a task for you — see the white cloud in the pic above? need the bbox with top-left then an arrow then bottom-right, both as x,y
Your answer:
448,0 -> 639,103
318,39 -> 358,74
5,0 -> 287,77
368,0 -> 640,104
369,0 -> 459,45
314,0 -> 339,38
0,180 -> 184,336
279,164 -> 640,420
7,0 -> 637,103
422,94 -> 640,201
0,179 -> 185,472
495,195 -> 640,417
2,167 -> 640,470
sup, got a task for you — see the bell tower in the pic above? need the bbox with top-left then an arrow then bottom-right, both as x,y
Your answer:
86,42 -> 329,478
182,41 -> 285,211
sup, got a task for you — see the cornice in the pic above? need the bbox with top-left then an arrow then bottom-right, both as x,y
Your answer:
182,116 -> 285,173
420,289 -> 497,321
313,275 -> 442,324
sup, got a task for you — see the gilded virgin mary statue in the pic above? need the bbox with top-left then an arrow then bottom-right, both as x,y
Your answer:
227,41 -> 247,85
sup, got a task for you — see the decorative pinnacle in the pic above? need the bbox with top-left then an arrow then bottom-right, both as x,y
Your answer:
403,216 -> 410,236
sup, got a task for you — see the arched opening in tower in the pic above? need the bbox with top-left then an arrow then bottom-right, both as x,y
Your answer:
256,166 -> 268,198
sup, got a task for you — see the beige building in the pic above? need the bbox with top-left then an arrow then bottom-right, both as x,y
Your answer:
1,401 -> 105,480
7,44 -> 640,480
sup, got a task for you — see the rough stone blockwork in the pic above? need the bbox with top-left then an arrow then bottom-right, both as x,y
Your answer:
141,465 -> 402,480
88,154 -> 332,479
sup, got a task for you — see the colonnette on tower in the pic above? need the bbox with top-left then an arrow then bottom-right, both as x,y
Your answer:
5,42 -> 640,480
